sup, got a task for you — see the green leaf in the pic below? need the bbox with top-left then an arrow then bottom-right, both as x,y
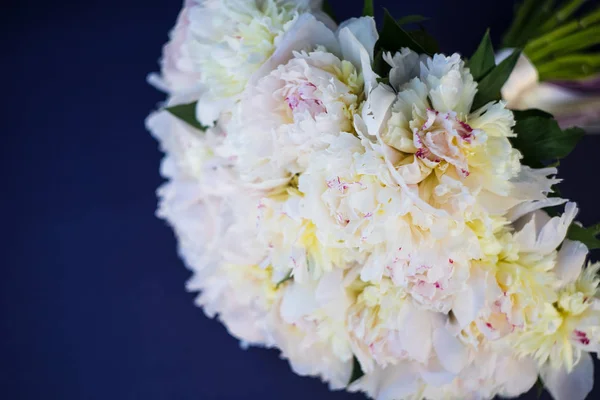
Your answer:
502,0 -> 537,48
512,108 -> 554,120
538,54 -> 600,81
502,0 -> 556,48
322,0 -> 337,23
275,271 -> 293,289
373,49 -> 392,77
527,25 -> 600,63
378,9 -> 428,55
409,29 -> 440,54
348,356 -> 365,385
165,102 -> 208,131
567,223 -> 600,250
362,0 -> 374,17
469,30 -> 496,81
397,15 -> 430,25
525,9 -> 600,55
509,113 -> 584,167
538,0 -> 587,34
471,49 -> 521,110
535,377 -> 545,399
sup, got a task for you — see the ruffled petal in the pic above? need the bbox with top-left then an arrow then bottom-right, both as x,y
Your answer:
541,352 -> 594,400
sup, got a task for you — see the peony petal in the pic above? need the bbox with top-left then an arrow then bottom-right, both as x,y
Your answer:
451,268 -> 486,329
541,352 -> 594,400
338,17 -> 378,93
251,14 -> 340,86
384,48 -> 423,90
506,197 -> 567,223
496,356 -> 538,398
377,363 -> 422,400
432,327 -> 468,374
280,282 -> 318,323
555,239 -> 588,285
196,94 -> 232,127
361,84 -> 397,137
499,52 -> 539,109
315,268 -> 344,304
534,202 -> 578,255
419,361 -> 456,386
396,304 -> 434,363
514,203 -> 578,255
337,17 -> 377,61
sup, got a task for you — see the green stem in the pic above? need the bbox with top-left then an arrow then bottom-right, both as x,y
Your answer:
525,8 -> 600,53
539,0 -> 588,33
538,54 -> 600,80
581,7 -> 600,26
503,0 -> 538,47
528,25 -> 600,62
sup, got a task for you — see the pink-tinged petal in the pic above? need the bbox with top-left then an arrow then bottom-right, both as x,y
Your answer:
541,352 -> 594,400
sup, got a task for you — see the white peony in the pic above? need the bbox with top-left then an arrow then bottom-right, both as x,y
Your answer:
147,110 -> 238,276
224,15 -> 378,188
357,48 -> 558,231
298,131 -> 481,312
183,0 -> 334,126
148,4 -> 600,399
148,0 -> 202,97
272,268 -> 355,388
347,279 -> 469,377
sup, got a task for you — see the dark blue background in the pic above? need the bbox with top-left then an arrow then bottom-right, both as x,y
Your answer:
3,0 -> 599,399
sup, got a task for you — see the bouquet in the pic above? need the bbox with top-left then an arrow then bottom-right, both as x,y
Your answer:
146,1 -> 600,399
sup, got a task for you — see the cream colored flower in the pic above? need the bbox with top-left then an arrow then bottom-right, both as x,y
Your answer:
147,1 -> 202,97
224,15 -> 377,188
272,268 -> 355,388
183,0 -> 334,125
357,49 -> 558,233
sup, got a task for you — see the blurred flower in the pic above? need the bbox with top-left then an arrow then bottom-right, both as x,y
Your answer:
498,50 -> 600,132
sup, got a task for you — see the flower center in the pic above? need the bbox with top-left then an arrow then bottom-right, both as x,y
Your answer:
285,82 -> 327,118
413,109 -> 482,178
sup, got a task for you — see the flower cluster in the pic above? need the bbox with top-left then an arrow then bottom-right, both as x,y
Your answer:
147,2 -> 599,399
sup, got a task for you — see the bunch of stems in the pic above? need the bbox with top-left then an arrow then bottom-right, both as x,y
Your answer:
503,0 -> 600,81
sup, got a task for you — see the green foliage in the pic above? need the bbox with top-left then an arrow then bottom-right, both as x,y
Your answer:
322,0 -> 337,22
409,28 -> 440,54
502,0 -> 560,48
503,0 -> 600,81
468,30 -> 496,81
535,377 -> 545,399
397,15 -> 430,25
348,356 -> 365,384
165,102 -> 208,131
471,50 -> 521,110
275,271 -> 293,289
372,49 -> 392,77
567,223 -> 600,250
362,0 -> 374,17
510,109 -> 584,168
537,53 -> 600,81
377,9 -> 429,55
